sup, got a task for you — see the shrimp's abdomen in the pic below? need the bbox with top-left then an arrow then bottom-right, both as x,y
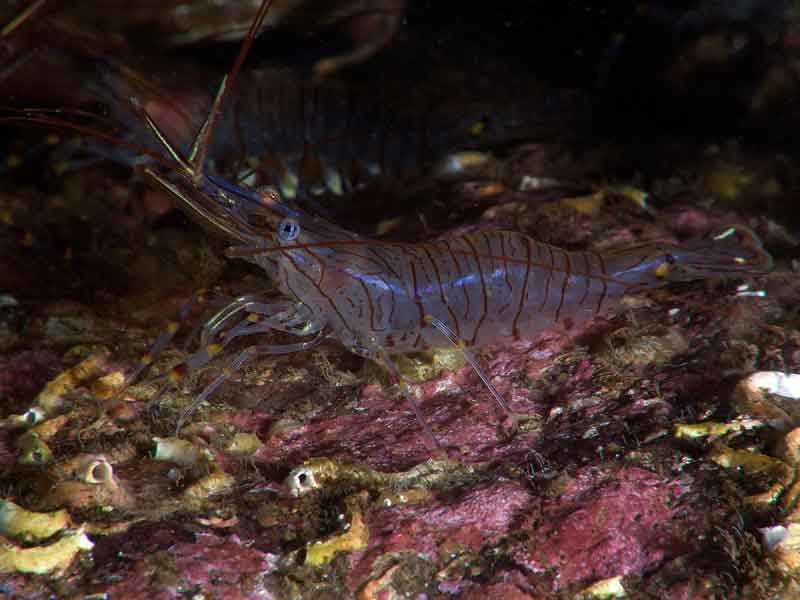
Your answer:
392,233 -> 625,350
367,226 -> 772,353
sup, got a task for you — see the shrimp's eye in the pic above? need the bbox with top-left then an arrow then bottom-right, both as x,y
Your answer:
278,219 -> 300,242
665,253 -> 676,264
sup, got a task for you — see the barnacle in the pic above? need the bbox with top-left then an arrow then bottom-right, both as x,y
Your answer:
47,450 -> 135,482
709,445 -> 795,510
287,457 -> 465,497
41,457 -> 134,512
180,470 -> 235,510
731,371 -> 800,430
0,526 -> 93,575
288,458 -> 385,496
90,370 -> 127,399
555,183 -> 650,218
0,500 -> 71,543
28,414 -> 71,441
152,436 -> 213,468
304,493 -> 369,567
78,458 -> 114,485
576,575 -> 626,599
16,431 -> 53,466
394,349 -> 466,384
33,350 -> 109,416
673,419 -> 763,441
223,432 -> 264,456
0,406 -> 45,429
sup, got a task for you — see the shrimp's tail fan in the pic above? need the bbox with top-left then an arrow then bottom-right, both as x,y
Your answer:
606,225 -> 773,288
666,225 -> 773,281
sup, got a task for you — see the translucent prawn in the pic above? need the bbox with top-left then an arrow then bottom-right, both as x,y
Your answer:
3,0 -> 774,450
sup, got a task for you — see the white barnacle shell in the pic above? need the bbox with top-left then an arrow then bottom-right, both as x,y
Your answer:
78,458 -> 114,485
732,371 -> 800,432
288,465 -> 321,497
15,432 -> 53,466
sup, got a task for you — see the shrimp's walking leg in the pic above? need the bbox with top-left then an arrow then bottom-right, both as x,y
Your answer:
171,298 -> 318,381
175,332 -> 325,434
147,300 -> 320,416
126,289 -> 212,386
195,296 -> 302,347
423,315 -> 520,434
378,349 -> 445,455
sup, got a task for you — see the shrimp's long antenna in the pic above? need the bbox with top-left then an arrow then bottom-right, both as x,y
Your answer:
0,0 -> 48,37
187,0 -> 275,177
128,0 -> 274,185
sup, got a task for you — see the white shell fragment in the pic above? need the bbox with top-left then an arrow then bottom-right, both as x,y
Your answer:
735,283 -> 766,297
744,372 -> 800,400
518,175 -> 563,191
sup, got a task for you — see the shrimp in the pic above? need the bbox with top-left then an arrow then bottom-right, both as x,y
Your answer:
3,0 -> 774,450
153,169 -> 772,442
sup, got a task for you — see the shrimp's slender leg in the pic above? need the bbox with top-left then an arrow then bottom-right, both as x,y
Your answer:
148,301 -> 322,416
175,333 -> 326,434
125,289 -> 212,387
0,0 -> 48,37
423,315 -> 520,435
194,295 -> 291,348
378,349 -> 445,456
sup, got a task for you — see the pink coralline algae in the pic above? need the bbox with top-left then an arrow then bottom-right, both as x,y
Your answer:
516,466 -> 703,590
92,530 -> 278,600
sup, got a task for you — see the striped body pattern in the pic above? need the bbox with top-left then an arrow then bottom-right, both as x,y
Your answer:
266,233 -> 624,358
260,225 -> 771,363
